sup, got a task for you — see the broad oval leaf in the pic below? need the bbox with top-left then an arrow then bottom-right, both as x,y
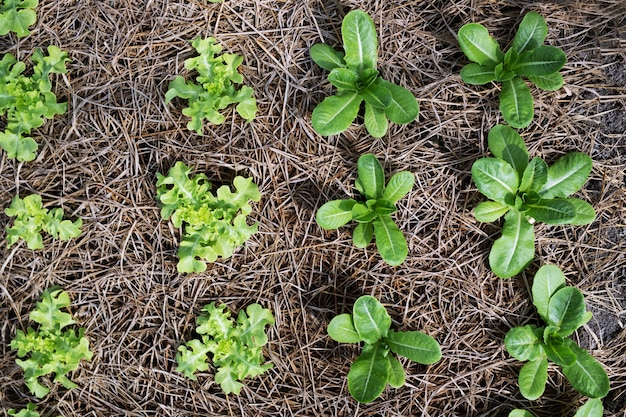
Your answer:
518,358 -> 548,401
382,171 -> 414,204
348,342 -> 390,403
511,12 -> 548,54
458,23 -> 503,66
543,338 -> 576,367
562,339 -> 610,398
509,410 -> 536,417
385,330 -> 442,365
310,43 -> 346,71
500,77 -> 534,128
539,152 -> 593,199
547,287 -> 587,336
524,198 -> 576,225
519,158 -> 548,193
353,221 -> 374,248
377,79 -> 419,124
311,92 -> 362,136
328,67 -> 358,91
342,10 -> 378,72
472,158 -> 519,204
529,72 -> 564,91
386,354 -> 406,388
489,209 -> 535,278
563,198 -> 596,225
514,46 -> 567,77
573,399 -> 604,417
487,124 -> 529,177
352,295 -> 392,344
474,201 -> 510,222
357,154 -> 385,200
372,215 -> 408,266
315,199 -> 357,230
532,264 -> 566,322
460,63 -> 497,85
364,102 -> 389,138
352,202 -> 376,223
359,84 -> 391,109
504,325 -> 544,362
328,313 -> 362,343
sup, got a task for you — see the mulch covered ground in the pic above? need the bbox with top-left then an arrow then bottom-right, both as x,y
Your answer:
1,0 -> 625,416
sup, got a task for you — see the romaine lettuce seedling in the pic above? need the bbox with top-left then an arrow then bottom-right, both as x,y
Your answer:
328,295 -> 441,403
156,161 -> 260,273
0,0 -> 38,37
5,194 -> 82,249
176,302 -> 274,395
505,265 -> 609,400
165,37 -> 257,134
472,124 -> 595,278
316,153 -> 414,266
310,10 -> 419,138
458,12 -> 566,128
0,46 -> 69,161
10,287 -> 93,398
509,399 -> 603,417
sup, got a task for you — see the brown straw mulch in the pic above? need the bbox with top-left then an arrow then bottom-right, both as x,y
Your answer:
1,1 -> 625,416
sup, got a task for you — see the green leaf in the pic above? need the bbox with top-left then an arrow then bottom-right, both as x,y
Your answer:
315,199 -> 357,230
543,338 -> 576,366
353,222 -> 374,248
471,158 -> 519,204
563,198 -> 596,225
359,84 -> 391,109
518,358 -> 548,401
511,12 -> 548,54
573,399 -> 604,417
385,330 -> 442,365
348,342 -> 390,403
487,124 -> 529,177
561,339 -> 610,398
364,102 -> 388,138
311,92 -> 361,136
328,67 -> 359,91
539,152 -> 593,199
352,202 -> 376,223
0,0 -> 38,37
458,23 -> 503,66
356,154 -> 385,200
236,303 -> 275,347
509,410 -> 536,417
341,10 -> 378,72
547,287 -> 587,336
328,313 -> 362,343
8,402 -> 43,417
504,325 -> 544,362
460,63 -> 496,85
176,339 -> 212,379
528,72 -> 564,91
500,77 -> 534,128
386,354 -> 406,388
474,201 -> 510,222
523,198 -> 576,225
519,158 -> 548,193
489,209 -> 535,278
29,288 -> 75,331
382,171 -> 414,204
310,43 -> 346,71
377,79 -> 419,124
372,214 -> 408,266
514,46 -> 567,77
352,295 -> 391,344
532,264 -> 567,322
0,131 -> 38,162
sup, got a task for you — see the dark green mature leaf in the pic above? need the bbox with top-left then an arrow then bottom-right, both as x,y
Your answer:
547,287 -> 587,336
372,214 -> 408,266
377,79 -> 419,124
458,23 -> 503,66
544,338 -> 576,367
573,399 -> 604,417
311,92 -> 361,136
357,154 -> 385,200
529,72 -> 564,91
523,198 -> 576,225
500,77 -> 534,128
532,264 -> 566,322
364,102 -> 388,138
562,339 -> 610,398
359,84 -> 391,108
460,63 -> 497,85
514,46 -> 567,77
328,67 -> 358,91
487,124 -> 529,177
518,358 -> 548,400
348,342 -> 390,403
511,12 -> 548,54
472,158 -> 519,204
316,199 -> 357,230
385,330 -> 442,365
328,313 -> 362,343
352,295 -> 391,344
342,10 -> 378,72
310,43 -> 346,71
474,201 -> 509,222
386,354 -> 406,388
539,152 -> 593,199
382,171 -> 414,204
564,198 -> 596,225
519,158 -> 548,193
504,325 -> 544,362
489,209 -> 535,278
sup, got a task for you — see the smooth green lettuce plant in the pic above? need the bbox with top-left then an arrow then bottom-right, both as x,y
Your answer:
316,154 -> 414,266
165,37 -> 257,134
509,399 -> 603,417
5,194 -> 82,249
328,295 -> 441,403
0,45 -> 69,161
0,0 -> 38,37
310,10 -> 419,137
458,12 -> 566,128
472,124 -> 595,278
10,287 -> 93,398
156,161 -> 260,273
505,265 -> 609,400
176,302 -> 274,395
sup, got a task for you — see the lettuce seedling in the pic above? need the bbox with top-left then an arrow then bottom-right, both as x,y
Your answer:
10,287 -> 93,398
8,403 -> 60,417
5,194 -> 82,249
165,37 -> 257,134
316,153 -> 414,266
156,161 -> 260,273
0,0 -> 38,37
328,295 -> 441,403
176,302 -> 274,395
0,46 -> 69,161
509,399 -> 604,417
472,124 -> 595,278
310,10 -> 419,138
458,12 -> 566,128
505,265 -> 609,400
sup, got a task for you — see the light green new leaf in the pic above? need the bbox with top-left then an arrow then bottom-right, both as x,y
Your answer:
348,342 -> 390,403
460,63 -> 497,85
328,313 -> 362,343
328,67 -> 359,91
310,43 -> 346,71
352,295 -> 391,344
458,23 -> 503,66
511,12 -> 548,54
518,358 -> 548,400
364,102 -> 388,138
509,410 -> 536,417
563,198 -> 596,225
385,330 -> 442,365
529,72 -> 564,91
359,84 -> 391,109
315,199 -> 356,230
532,264 -> 566,322
237,303 -> 275,347
500,77 -> 534,128
504,325 -> 544,362
0,131 -> 38,162
561,339 -> 610,398
514,46 -> 567,77
386,354 -> 406,388
377,79 -> 419,124
523,198 -> 576,225
573,399 -> 604,417
176,339 -> 211,379
382,171 -> 414,204
547,287 -> 587,336
539,152 -> 593,199
341,10 -> 378,72
372,214 -> 408,266
472,158 -> 519,204
0,0 -> 38,37
357,154 -> 385,200
519,158 -> 548,193
474,201 -> 510,222
311,92 -> 361,136
489,209 -> 535,278
487,124 -> 529,177
353,222 -> 374,248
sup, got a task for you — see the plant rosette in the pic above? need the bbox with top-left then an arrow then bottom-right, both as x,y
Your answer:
472,124 -> 595,278
458,12 -> 566,128
310,9 -> 419,137
509,398 -> 603,417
